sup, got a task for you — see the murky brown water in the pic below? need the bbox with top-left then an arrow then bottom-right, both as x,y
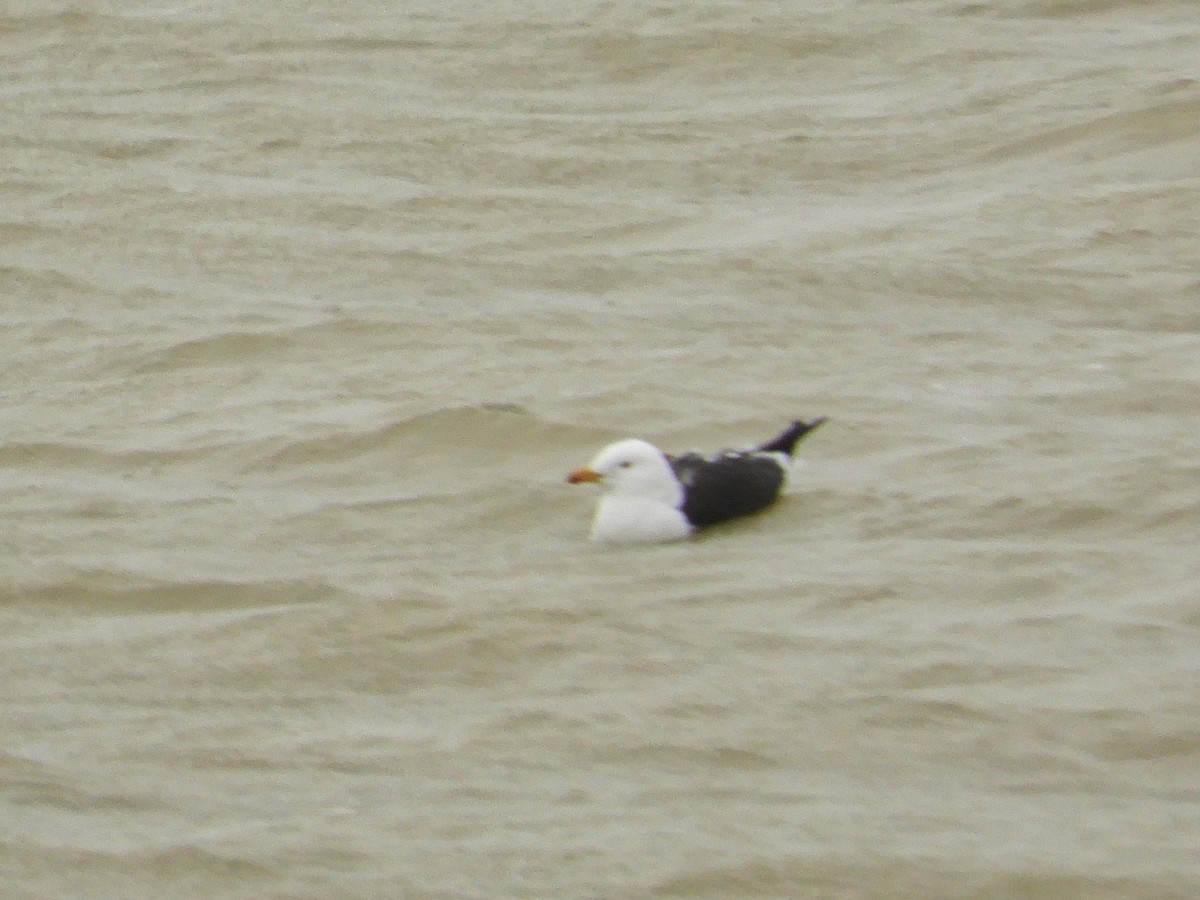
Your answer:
3,1 -> 1199,896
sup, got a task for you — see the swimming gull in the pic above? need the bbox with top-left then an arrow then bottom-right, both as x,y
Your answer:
566,418 -> 827,543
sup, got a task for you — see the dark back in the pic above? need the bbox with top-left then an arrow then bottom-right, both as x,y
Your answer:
671,452 -> 786,528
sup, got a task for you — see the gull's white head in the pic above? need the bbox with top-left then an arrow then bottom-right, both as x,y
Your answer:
567,438 -> 683,506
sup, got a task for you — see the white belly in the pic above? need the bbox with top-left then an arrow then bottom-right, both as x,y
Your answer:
590,496 -> 693,544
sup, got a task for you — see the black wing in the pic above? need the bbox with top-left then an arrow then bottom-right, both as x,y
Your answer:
756,417 -> 828,455
669,452 -> 787,529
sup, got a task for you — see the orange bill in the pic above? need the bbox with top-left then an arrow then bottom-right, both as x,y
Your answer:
566,467 -> 602,484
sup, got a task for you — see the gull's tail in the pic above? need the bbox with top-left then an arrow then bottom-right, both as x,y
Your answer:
756,417 -> 828,456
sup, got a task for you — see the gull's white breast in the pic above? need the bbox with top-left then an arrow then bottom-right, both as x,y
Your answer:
590,495 -> 692,544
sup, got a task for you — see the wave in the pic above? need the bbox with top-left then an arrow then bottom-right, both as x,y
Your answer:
6,576 -> 337,613
242,403 -> 603,479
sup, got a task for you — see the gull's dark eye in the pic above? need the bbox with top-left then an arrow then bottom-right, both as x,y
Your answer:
619,461 -> 632,468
